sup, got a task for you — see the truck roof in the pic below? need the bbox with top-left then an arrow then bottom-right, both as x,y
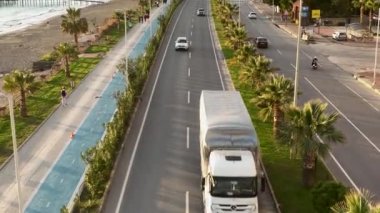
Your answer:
200,90 -> 258,149
209,150 -> 257,177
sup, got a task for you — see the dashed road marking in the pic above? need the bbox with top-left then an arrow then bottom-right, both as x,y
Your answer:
186,127 -> 189,149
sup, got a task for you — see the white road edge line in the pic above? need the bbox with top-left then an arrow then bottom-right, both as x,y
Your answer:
187,127 -> 190,149
186,191 -> 189,213
305,77 -> 380,153
316,135 -> 360,193
115,3 -> 189,212
276,49 -> 282,55
342,82 -> 379,112
188,67 -> 190,77
187,91 -> 190,104
207,2 -> 225,90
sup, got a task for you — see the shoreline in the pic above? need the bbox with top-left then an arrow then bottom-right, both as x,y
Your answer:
0,0 -> 139,75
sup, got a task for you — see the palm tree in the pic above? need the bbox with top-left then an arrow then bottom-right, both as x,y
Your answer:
251,74 -> 294,138
113,10 -> 124,30
55,42 -> 79,78
280,100 -> 344,187
236,43 -> 256,64
222,3 -> 239,19
227,26 -> 247,50
364,0 -> 380,31
239,55 -> 272,89
3,69 -> 39,117
331,189 -> 380,213
352,0 -> 365,24
61,7 -> 88,47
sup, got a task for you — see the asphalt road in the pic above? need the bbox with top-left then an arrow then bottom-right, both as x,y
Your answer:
243,2 -> 380,201
102,0 -> 225,212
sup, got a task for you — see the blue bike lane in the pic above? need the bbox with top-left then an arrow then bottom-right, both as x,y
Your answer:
25,5 -> 166,213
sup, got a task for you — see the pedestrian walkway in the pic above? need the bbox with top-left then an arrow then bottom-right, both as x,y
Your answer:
0,4 -> 168,213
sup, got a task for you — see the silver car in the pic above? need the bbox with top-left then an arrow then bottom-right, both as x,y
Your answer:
332,31 -> 347,41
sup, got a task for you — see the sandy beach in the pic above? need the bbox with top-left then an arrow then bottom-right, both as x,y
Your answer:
0,0 -> 139,75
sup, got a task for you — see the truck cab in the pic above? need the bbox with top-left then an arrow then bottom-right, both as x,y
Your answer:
203,150 -> 258,213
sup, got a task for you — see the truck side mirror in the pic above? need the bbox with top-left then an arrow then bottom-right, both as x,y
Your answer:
201,177 -> 205,191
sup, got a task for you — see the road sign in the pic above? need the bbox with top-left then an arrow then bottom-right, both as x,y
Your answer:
301,12 -> 308,18
302,6 -> 309,11
312,10 -> 320,19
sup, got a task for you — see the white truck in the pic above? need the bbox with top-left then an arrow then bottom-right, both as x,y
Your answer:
200,90 -> 259,213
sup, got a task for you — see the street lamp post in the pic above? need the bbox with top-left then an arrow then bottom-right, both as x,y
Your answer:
238,0 -> 241,28
0,93 -> 23,213
373,7 -> 380,87
149,0 -> 152,37
293,0 -> 303,106
124,11 -> 129,85
272,0 -> 274,22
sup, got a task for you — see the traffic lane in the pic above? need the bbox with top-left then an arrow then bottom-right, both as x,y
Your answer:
338,79 -> 380,112
118,0 -> 224,211
245,14 -> 380,146
104,0 -> 199,212
119,29 -> 199,213
295,76 -> 380,200
243,2 -> 380,196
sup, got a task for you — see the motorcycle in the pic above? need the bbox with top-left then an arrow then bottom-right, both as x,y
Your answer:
311,62 -> 318,70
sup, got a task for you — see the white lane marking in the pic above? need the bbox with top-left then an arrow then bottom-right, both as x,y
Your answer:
302,50 -> 312,59
46,202 -> 50,208
60,178 -> 64,184
186,127 -> 190,149
188,67 -> 190,77
189,52 -> 191,59
192,24 -> 194,29
207,5 -> 225,90
187,91 -> 190,104
186,191 -> 189,213
116,3 -> 189,212
316,135 -> 360,192
276,49 -> 282,55
305,77 -> 380,153
290,63 -> 296,69
342,83 -> 379,111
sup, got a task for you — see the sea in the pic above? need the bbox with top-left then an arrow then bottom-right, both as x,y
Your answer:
0,0 -> 109,36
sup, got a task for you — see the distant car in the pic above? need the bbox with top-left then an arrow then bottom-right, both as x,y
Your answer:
175,37 -> 189,50
197,8 -> 206,16
255,37 -> 268,48
332,31 -> 348,41
248,12 -> 257,19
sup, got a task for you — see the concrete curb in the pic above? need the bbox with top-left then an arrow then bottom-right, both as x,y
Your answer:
353,74 -> 380,96
208,1 -> 235,91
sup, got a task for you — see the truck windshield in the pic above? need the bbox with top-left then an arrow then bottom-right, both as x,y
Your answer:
210,176 -> 257,198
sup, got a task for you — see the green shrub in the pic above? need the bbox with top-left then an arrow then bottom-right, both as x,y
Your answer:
311,181 -> 348,213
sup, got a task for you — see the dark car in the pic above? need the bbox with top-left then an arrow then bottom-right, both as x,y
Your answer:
255,37 -> 268,48
197,8 -> 206,16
